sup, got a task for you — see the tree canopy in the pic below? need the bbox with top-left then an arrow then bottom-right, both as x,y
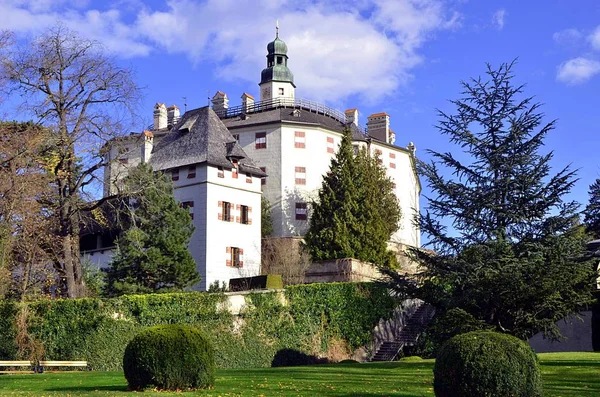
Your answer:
305,129 -> 400,267
0,25 -> 141,297
104,163 -> 199,296
385,61 -> 596,340
583,179 -> 600,239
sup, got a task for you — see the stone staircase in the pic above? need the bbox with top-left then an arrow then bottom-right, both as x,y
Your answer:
371,304 -> 435,362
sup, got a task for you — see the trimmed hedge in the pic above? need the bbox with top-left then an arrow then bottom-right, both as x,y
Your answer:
0,282 -> 395,370
123,325 -> 214,391
433,331 -> 542,397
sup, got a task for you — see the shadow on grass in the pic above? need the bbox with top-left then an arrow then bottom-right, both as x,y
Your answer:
541,361 -> 600,367
45,385 -> 128,393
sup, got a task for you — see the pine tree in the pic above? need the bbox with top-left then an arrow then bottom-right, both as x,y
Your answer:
104,164 -> 199,296
305,129 -> 400,266
386,61 -> 596,340
583,179 -> 600,238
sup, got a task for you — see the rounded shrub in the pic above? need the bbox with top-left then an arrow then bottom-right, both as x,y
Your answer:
433,331 -> 542,397
123,324 -> 215,391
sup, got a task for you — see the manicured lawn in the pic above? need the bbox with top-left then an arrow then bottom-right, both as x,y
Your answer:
0,353 -> 599,396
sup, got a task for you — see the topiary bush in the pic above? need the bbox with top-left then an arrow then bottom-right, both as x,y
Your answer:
123,324 -> 215,391
433,331 -> 542,397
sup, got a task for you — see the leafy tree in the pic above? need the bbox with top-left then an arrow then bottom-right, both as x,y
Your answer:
261,196 -> 273,238
385,61 -> 596,340
104,163 -> 199,296
1,26 -> 140,297
305,129 -> 400,267
583,178 -> 600,238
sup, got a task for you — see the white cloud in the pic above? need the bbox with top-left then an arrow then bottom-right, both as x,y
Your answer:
1,0 -> 462,104
556,57 -> 600,85
492,9 -> 506,30
589,25 -> 600,51
553,28 -> 583,46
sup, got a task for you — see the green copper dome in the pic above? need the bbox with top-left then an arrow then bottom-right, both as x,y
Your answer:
267,37 -> 288,55
260,33 -> 295,86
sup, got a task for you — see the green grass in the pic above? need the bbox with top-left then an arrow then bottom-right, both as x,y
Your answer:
0,353 -> 599,396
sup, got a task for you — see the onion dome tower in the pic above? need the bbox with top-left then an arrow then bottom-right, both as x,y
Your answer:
259,22 -> 296,102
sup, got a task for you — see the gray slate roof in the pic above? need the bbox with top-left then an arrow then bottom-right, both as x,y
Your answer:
221,107 -> 368,141
149,106 -> 266,176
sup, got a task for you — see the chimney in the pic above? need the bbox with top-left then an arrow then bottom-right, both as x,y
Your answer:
211,91 -> 229,115
345,108 -> 359,126
388,129 -> 396,145
141,130 -> 154,163
167,105 -> 180,127
367,112 -> 390,143
153,103 -> 167,130
241,92 -> 255,113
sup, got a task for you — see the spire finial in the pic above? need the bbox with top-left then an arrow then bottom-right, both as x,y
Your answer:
276,20 -> 279,38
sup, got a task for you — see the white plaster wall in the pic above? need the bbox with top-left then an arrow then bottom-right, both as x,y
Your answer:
103,138 -> 143,196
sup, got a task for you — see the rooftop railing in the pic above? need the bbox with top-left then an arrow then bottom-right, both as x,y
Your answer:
213,97 -> 367,134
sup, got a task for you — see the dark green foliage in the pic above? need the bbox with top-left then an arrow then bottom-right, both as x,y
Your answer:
104,163 -> 199,296
123,324 -> 214,391
271,348 -> 327,367
415,308 -> 490,358
584,179 -> 600,238
433,331 -> 542,397
0,283 -> 395,370
261,196 -> 274,238
305,129 -> 400,267
386,61 -> 596,340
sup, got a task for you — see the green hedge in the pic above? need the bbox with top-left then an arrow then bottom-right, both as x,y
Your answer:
0,282 -> 395,370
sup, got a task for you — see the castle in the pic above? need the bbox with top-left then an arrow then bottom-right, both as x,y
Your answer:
82,30 -> 421,290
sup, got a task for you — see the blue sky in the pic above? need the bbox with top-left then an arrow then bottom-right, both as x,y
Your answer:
2,0 -> 600,210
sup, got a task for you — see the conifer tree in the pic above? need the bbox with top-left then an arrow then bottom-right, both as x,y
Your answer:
386,61 -> 596,340
104,164 -> 199,296
305,129 -> 400,266
583,179 -> 600,238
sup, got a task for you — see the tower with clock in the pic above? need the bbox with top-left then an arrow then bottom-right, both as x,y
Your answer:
259,24 -> 296,103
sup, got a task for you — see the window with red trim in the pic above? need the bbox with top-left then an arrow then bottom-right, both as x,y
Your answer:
295,166 -> 306,185
295,202 -> 307,220
255,132 -> 267,149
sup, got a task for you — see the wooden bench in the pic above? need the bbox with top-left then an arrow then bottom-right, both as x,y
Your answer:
37,361 -> 89,372
0,360 -> 34,373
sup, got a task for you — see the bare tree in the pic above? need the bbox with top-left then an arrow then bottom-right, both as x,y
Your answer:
261,238 -> 311,285
1,25 -> 141,297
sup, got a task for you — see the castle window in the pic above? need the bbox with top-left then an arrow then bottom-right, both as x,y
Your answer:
232,134 -> 240,142
295,202 -> 307,220
119,158 -> 128,165
277,57 -> 283,65
279,87 -> 284,95
219,201 -> 233,222
187,165 -> 196,179
226,247 -> 243,268
241,205 -> 250,225
294,131 -> 305,148
260,167 -> 266,185
255,132 -> 267,149
327,137 -> 335,153
172,168 -> 179,181
295,166 -> 306,185
217,166 -> 224,178
181,201 -> 194,220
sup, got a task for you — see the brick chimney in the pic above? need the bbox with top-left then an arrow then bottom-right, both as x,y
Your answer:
367,112 -> 390,143
345,108 -> 359,126
211,91 -> 229,115
141,130 -> 153,163
153,103 -> 167,130
241,92 -> 255,114
167,105 -> 180,127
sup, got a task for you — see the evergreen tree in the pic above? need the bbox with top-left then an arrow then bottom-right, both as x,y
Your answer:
583,179 -> 600,238
386,61 -> 596,340
104,164 -> 199,296
305,129 -> 400,267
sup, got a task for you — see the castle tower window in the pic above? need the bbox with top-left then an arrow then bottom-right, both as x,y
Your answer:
181,201 -> 194,220
172,168 -> 179,181
279,88 -> 284,95
294,131 -> 305,148
219,201 -> 233,222
187,165 -> 196,179
277,57 -> 283,64
295,166 -> 306,185
295,202 -> 307,220
255,132 -> 267,149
